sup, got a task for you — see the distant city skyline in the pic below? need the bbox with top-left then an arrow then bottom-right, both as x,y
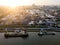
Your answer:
34,0 -> 60,5
0,0 -> 60,7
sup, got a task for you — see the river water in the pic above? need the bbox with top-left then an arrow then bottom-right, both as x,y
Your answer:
0,32 -> 60,45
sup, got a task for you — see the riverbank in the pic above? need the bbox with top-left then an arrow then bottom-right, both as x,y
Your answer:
0,29 -> 59,33
0,30 -> 40,33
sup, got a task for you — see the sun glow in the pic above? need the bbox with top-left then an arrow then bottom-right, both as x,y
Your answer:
0,0 -> 34,8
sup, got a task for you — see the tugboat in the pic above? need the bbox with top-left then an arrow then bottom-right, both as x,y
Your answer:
4,28 -> 28,38
38,29 -> 55,36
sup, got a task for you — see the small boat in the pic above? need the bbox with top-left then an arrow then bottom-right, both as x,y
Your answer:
38,31 -> 55,36
4,29 -> 28,38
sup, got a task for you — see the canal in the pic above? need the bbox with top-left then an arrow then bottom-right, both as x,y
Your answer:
0,32 -> 60,45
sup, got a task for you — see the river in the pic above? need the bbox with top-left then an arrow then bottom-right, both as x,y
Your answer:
0,32 -> 60,45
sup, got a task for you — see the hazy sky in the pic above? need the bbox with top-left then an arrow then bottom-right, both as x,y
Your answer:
35,0 -> 60,5
0,0 -> 60,6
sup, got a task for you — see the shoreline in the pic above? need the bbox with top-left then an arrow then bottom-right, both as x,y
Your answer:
0,30 -> 59,33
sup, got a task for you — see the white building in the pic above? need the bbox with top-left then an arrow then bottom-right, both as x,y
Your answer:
28,21 -> 34,25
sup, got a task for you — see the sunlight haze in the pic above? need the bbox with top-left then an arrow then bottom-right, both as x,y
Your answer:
0,0 -> 59,7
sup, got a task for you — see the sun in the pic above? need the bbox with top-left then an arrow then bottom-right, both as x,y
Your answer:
0,0 -> 34,8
